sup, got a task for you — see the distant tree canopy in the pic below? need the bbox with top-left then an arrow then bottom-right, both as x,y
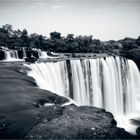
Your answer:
0,24 -> 140,54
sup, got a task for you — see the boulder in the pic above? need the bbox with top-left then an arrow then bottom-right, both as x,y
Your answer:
25,105 -> 135,139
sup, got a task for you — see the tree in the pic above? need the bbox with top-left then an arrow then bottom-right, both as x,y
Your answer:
0,24 -> 14,47
21,29 -> 29,48
136,36 -> 140,46
121,38 -> 137,50
29,34 -> 46,50
12,29 -> 22,49
50,31 -> 61,39
2,24 -> 13,35
66,34 -> 74,42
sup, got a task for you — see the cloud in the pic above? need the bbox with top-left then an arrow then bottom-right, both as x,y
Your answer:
31,2 -> 44,8
52,5 -> 65,10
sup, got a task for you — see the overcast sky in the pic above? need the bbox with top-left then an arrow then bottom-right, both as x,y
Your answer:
0,0 -> 140,40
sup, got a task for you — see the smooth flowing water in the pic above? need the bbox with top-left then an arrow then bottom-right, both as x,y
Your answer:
4,50 -> 19,61
2,49 -> 52,61
26,56 -> 140,134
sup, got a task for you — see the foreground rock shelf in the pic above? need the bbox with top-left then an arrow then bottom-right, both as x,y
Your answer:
0,62 -> 138,139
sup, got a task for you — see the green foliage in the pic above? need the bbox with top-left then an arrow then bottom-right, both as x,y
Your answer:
120,38 -> 138,51
0,24 -> 139,54
50,31 -> 61,40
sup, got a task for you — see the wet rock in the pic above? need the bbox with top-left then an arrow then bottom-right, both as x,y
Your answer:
25,105 -> 136,139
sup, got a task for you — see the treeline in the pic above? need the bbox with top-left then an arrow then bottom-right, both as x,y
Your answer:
0,24 -> 140,54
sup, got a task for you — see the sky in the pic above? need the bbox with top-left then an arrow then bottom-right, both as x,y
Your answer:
0,0 -> 140,41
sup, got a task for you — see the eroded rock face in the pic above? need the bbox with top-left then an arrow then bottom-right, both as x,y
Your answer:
25,105 -> 135,139
0,50 -> 5,60
17,50 -> 24,59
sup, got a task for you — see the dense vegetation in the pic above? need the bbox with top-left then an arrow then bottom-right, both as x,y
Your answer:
0,24 -> 140,55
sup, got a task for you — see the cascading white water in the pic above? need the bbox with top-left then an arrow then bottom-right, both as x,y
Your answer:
39,51 -> 49,58
26,56 -> 140,134
4,50 -> 22,61
38,51 -> 59,59
1,49 -> 53,61
28,61 -> 70,97
23,48 -> 27,58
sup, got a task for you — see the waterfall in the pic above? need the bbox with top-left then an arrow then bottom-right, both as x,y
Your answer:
26,56 -> 140,134
1,49 -> 56,61
23,48 -> 27,58
38,51 -> 59,59
27,61 -> 70,97
1,49 -> 51,61
4,50 -> 23,61
39,51 -> 49,59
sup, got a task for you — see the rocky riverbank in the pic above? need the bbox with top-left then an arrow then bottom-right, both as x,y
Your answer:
0,62 -> 139,139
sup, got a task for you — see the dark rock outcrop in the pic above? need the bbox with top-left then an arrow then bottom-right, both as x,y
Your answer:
25,49 -> 39,62
25,105 -> 136,139
32,50 -> 39,59
26,49 -> 39,59
17,50 -> 24,59
25,57 -> 37,63
26,50 -> 32,58
0,50 -> 5,60
136,127 -> 140,136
